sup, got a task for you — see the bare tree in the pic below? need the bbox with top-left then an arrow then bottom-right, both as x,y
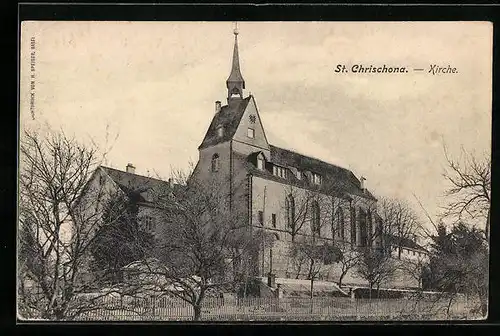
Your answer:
128,169 -> 259,321
281,185 -> 319,243
377,197 -> 422,259
290,232 -> 341,299
335,244 -> 362,288
18,129 -> 125,320
356,247 -> 396,299
442,145 -> 491,240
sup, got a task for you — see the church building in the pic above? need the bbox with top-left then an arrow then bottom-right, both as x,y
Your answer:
80,26 -> 428,292
190,27 -> 385,284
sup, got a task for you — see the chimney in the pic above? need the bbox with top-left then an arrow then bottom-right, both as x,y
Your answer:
215,101 -> 222,114
168,178 -> 174,189
126,163 -> 136,174
360,176 -> 366,191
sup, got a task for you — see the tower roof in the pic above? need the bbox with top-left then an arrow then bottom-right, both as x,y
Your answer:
226,25 -> 245,99
198,96 -> 251,149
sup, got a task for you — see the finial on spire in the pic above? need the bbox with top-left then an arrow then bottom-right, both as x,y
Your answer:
233,21 -> 239,36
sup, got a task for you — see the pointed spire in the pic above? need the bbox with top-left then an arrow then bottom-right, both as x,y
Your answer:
226,22 -> 245,100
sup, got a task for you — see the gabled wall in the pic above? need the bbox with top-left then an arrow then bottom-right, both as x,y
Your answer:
232,96 -> 270,157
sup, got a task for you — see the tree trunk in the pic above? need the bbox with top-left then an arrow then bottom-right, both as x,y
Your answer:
310,278 -> 314,299
446,295 -> 454,319
338,271 -> 346,289
243,276 -> 248,298
295,258 -> 303,279
193,304 -> 202,321
486,207 -> 490,242
310,277 -> 314,314
478,286 -> 488,318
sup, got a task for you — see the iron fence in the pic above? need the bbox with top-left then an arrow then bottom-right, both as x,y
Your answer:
69,295 -> 481,321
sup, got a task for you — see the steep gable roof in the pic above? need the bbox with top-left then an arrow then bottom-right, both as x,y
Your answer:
100,166 -> 180,203
271,145 -> 375,200
198,97 -> 251,149
241,146 -> 376,201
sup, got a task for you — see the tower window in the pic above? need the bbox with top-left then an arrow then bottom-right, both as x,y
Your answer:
143,216 -> 155,232
247,128 -> 255,138
211,153 -> 220,172
272,214 -> 276,228
217,126 -> 224,138
258,211 -> 264,226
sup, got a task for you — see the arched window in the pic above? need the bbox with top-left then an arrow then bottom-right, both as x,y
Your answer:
311,201 -> 321,237
336,208 -> 344,240
285,194 -> 295,229
211,153 -> 220,172
359,209 -> 368,246
375,217 -> 383,240
367,210 -> 373,244
350,206 -> 357,245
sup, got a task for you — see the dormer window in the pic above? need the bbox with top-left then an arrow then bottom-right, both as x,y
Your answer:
257,156 -> 264,170
273,165 -> 287,179
312,172 -> 322,185
247,128 -> 255,139
217,126 -> 224,138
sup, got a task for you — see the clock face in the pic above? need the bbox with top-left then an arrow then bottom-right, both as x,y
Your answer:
249,114 -> 256,123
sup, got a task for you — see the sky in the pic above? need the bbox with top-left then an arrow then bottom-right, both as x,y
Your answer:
20,21 -> 492,230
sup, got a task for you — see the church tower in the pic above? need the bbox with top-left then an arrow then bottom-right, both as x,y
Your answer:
226,24 -> 246,101
194,23 -> 270,184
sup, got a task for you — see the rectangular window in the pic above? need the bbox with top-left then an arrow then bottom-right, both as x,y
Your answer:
272,214 -> 276,228
258,211 -> 264,226
247,128 -> 255,138
312,172 -> 322,185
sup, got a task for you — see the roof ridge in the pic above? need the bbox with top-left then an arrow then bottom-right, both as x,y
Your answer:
269,144 -> 354,175
100,166 -> 169,184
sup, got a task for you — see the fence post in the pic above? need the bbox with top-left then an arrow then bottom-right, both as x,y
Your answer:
151,296 -> 156,320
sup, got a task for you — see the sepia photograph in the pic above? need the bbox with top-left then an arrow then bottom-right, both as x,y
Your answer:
18,20 -> 491,321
